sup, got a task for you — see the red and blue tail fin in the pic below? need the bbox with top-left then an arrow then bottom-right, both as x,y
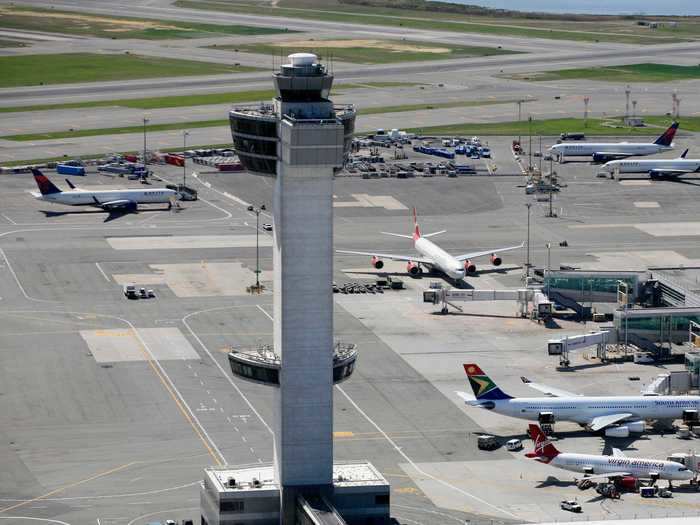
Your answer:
412,207 -> 421,241
32,169 -> 61,195
654,121 -> 678,146
463,364 -> 512,401
526,424 -> 560,461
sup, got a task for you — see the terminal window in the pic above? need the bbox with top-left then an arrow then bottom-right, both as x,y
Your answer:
220,500 -> 245,512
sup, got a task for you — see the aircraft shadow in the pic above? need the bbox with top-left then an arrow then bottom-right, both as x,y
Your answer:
534,476 -> 577,488
41,209 -> 133,223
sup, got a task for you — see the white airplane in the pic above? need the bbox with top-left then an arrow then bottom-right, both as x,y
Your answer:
549,122 -> 678,163
526,424 -> 694,485
336,209 -> 523,280
602,148 -> 700,178
457,363 -> 700,437
32,169 -> 176,220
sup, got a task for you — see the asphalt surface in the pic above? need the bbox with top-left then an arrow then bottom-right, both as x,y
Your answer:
2,136 -> 700,523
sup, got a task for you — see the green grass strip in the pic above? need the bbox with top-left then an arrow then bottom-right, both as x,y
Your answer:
507,63 -> 700,83
403,117 -> 683,136
0,53 -> 260,88
360,98 -> 525,115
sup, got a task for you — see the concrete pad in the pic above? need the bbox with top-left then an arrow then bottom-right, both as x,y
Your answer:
634,201 -> 660,208
634,222 -> 700,237
581,250 -> 700,270
619,180 -> 652,186
150,262 -> 272,297
333,193 -> 407,210
112,274 -> 168,286
106,235 -> 272,250
79,327 -> 199,362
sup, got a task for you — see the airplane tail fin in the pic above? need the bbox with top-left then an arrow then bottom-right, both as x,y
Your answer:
526,424 -> 560,461
463,364 -> 512,401
653,121 -> 678,146
31,169 -> 61,195
412,207 -> 421,241
681,148 -> 689,159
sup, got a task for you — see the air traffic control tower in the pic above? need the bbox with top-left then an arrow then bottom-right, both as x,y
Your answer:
200,54 -> 390,525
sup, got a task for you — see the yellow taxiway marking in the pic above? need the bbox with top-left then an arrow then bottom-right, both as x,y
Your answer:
0,462 -> 136,514
333,431 -> 355,438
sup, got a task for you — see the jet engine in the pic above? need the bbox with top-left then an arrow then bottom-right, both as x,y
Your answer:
464,260 -> 477,273
490,254 -> 502,266
371,256 -> 384,269
538,412 -> 555,425
627,421 -> 646,433
407,262 -> 421,276
604,425 -> 630,438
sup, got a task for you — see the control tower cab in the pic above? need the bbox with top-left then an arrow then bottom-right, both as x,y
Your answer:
229,52 -> 355,176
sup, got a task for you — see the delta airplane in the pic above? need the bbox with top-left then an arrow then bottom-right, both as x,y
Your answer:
32,169 -> 177,220
336,209 -> 523,280
549,122 -> 678,163
526,424 -> 694,485
602,149 -> 700,178
457,364 -> 700,437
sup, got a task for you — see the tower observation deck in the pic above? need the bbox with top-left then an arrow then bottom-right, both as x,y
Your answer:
229,53 -> 355,176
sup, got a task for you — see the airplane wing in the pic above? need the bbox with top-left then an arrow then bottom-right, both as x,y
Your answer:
594,152 -> 634,159
456,390 -> 476,402
575,472 -> 631,481
454,242 -> 524,262
649,168 -> 697,177
520,376 -> 581,398
335,250 -> 433,265
612,448 -> 627,458
588,413 -> 633,431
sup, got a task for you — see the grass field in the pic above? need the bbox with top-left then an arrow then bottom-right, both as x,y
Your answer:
218,39 -> 515,64
360,98 -> 524,115
506,63 -> 700,83
0,6 -> 288,39
403,117 -> 670,136
175,0 -> 698,44
0,53 -> 259,88
0,82 -> 421,113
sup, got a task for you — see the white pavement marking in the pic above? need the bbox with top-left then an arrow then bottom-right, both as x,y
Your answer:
335,385 -> 518,520
181,305 -> 274,435
256,304 -> 273,321
126,507 -> 198,525
1,214 -> 17,225
0,518 -> 71,525
252,302 -> 516,518
0,247 -> 57,303
95,262 -> 111,282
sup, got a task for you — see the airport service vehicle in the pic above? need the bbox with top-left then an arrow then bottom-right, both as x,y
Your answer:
559,132 -> 585,141
31,170 -> 176,214
602,149 -> 700,178
336,209 -> 523,280
505,438 -> 523,451
560,500 -> 582,513
123,284 -> 138,299
457,363 -> 700,437
477,435 -> 499,450
549,122 -> 678,163
56,163 -> 86,176
527,424 -> 694,485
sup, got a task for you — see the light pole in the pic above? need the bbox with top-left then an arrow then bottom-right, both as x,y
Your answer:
546,242 -> 551,296
528,116 -> 533,171
255,207 -> 261,290
142,116 -> 149,168
182,130 -> 189,188
525,203 -> 532,278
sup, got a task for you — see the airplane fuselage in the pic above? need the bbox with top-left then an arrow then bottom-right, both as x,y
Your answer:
475,395 -> 700,425
550,143 -> 672,158
35,189 -> 176,206
414,237 -> 465,280
603,158 -> 700,174
547,453 -> 694,481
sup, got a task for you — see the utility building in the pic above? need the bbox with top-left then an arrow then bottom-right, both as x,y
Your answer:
201,53 -> 389,525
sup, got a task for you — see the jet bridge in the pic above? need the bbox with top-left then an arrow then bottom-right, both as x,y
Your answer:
547,329 -> 616,367
422,287 -> 552,318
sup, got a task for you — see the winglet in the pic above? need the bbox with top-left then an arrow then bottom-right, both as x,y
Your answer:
65,178 -> 76,189
681,148 -> 689,159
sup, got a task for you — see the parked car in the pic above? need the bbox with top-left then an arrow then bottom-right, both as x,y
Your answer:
262,223 -> 273,232
560,500 -> 582,513
477,434 -> 499,451
505,439 -> 523,451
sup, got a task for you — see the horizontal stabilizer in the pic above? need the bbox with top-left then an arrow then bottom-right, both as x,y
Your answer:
422,230 -> 447,238
380,232 -> 413,239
